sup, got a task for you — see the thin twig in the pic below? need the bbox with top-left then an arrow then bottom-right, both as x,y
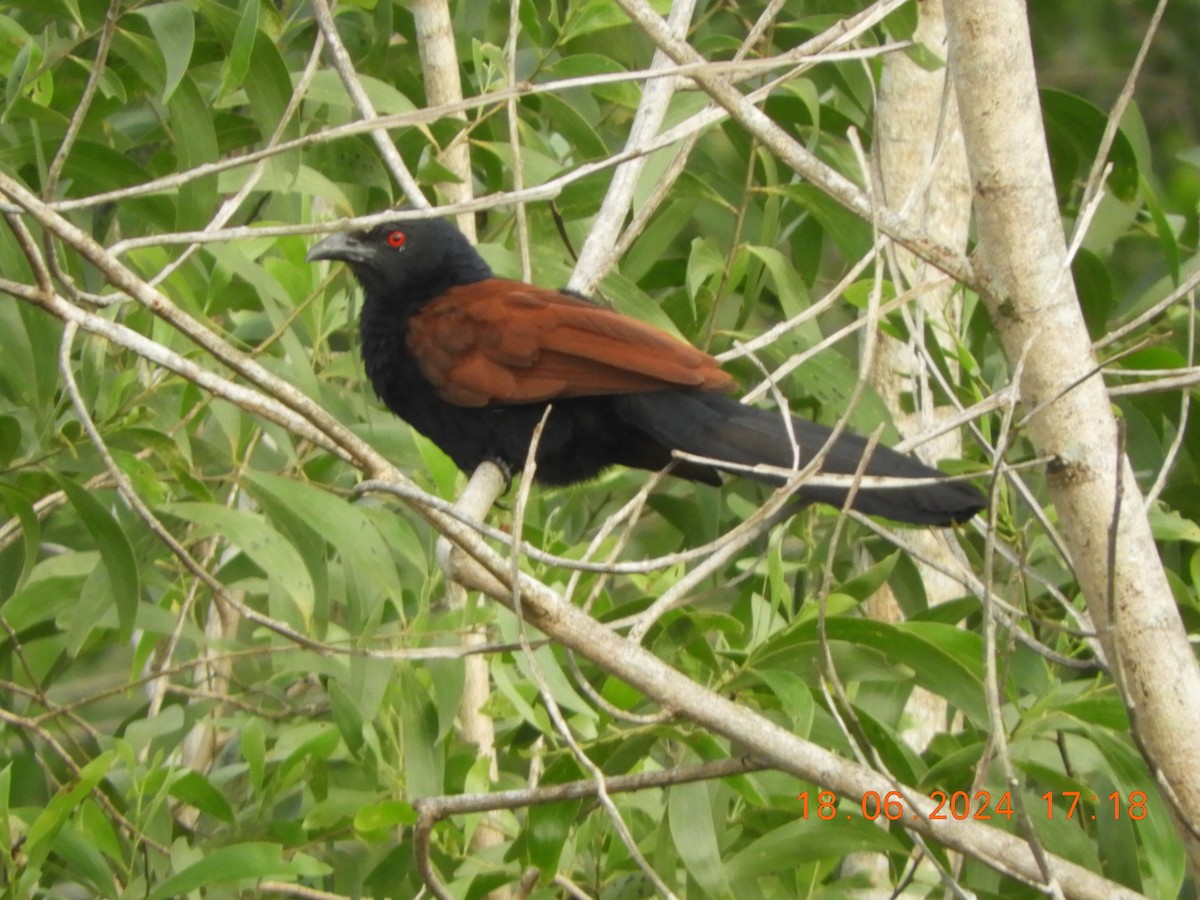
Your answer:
44,0 -> 122,198
567,0 -> 698,294
310,0 -> 426,203
612,0 -> 979,291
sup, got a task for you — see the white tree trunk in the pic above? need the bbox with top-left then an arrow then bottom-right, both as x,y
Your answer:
411,0 -> 476,239
869,0 -> 971,738
944,0 -> 1200,867
852,4 -> 971,889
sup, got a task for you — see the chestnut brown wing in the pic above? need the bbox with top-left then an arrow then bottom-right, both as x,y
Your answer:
406,279 -> 735,407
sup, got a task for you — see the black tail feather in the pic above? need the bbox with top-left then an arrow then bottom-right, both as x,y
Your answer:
616,392 -> 984,526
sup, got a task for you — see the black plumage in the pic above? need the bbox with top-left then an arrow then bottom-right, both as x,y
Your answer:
308,217 -> 984,526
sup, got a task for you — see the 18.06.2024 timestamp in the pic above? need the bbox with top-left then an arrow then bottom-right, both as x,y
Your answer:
797,790 -> 1149,822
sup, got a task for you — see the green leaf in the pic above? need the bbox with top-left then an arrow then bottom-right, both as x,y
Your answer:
242,719 -> 266,792
276,726 -> 341,787
727,815 -> 904,882
754,618 -> 988,726
1,575 -> 84,634
563,0 -> 632,40
883,1 -> 918,40
78,801 -> 122,873
47,816 -> 117,898
543,53 -> 640,108
0,484 -> 39,592
240,30 -> 302,181
354,800 -> 418,832
755,668 -> 814,736
1073,246 -> 1117,338
134,2 -> 195,104
242,471 -> 397,625
399,668 -> 444,798
670,779 -> 733,897
538,93 -> 609,160
147,843 -> 328,900
427,657 -> 466,744
24,752 -> 115,872
1141,177 -> 1181,284
525,799 -> 578,873
837,551 -> 899,602
166,75 -> 219,230
0,16 -> 32,74
1150,503 -> 1200,544
781,183 -> 875,261
904,40 -> 947,72
741,244 -> 811,317
124,704 -> 184,753
686,236 -> 725,302
161,501 -> 315,625
169,770 -> 235,825
302,70 -> 416,115
1089,731 -> 1187,896
57,478 -> 140,637
1042,88 -> 1139,203
3,39 -> 40,120
0,765 -> 9,854
328,678 -> 365,754
218,0 -> 260,100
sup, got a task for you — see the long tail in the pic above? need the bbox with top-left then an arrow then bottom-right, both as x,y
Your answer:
617,392 -> 984,526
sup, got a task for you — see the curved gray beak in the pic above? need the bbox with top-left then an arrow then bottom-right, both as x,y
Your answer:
306,232 -> 370,264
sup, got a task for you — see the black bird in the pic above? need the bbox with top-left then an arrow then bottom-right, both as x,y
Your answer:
307,217 -> 984,526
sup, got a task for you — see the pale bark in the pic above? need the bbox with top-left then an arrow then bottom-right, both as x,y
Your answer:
411,0 -> 476,239
869,0 -> 971,744
944,0 -> 1200,868
851,6 -> 972,890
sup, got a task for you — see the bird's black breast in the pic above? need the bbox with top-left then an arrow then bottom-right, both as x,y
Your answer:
359,295 -> 672,484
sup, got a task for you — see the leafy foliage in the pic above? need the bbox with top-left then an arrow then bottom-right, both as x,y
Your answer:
0,0 -> 1196,897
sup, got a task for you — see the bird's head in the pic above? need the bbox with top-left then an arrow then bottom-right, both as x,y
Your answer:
306,216 -> 492,303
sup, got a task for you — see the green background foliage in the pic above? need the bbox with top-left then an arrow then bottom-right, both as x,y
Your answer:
0,0 -> 1197,896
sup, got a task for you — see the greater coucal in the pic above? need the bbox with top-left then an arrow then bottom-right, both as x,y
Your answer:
307,217 -> 984,526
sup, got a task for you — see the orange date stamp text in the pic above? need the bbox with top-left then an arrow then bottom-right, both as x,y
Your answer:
796,789 -> 1149,822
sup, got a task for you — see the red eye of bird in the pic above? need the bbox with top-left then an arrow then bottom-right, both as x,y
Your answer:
386,230 -> 407,248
